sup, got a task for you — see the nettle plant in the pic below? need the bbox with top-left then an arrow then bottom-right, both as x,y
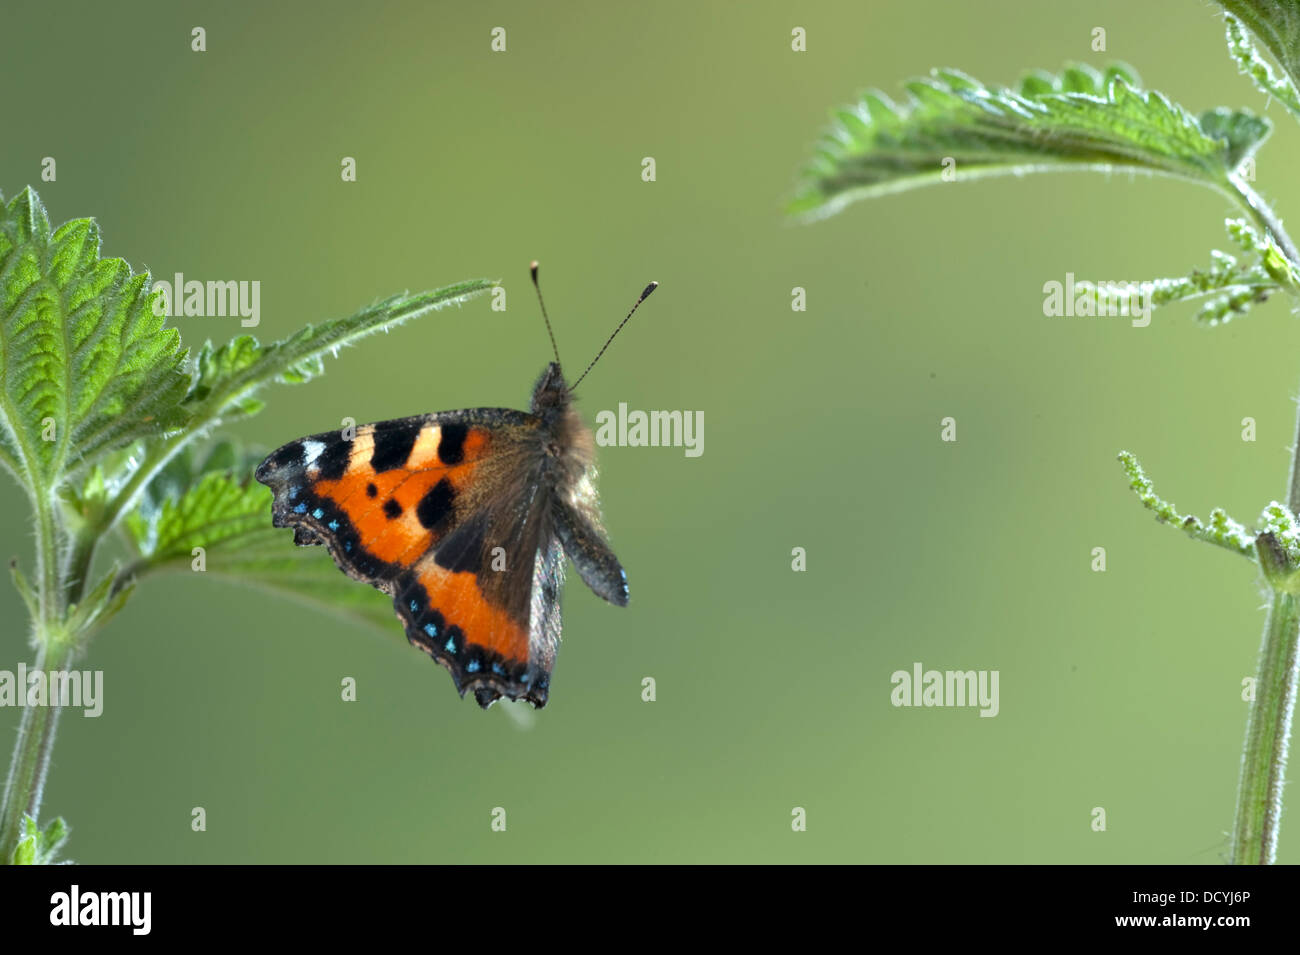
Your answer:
790,5 -> 1300,864
0,187 -> 494,863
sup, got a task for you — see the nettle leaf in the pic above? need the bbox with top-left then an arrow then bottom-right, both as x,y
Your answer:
189,336 -> 265,418
790,64 -> 1271,220
184,281 -> 496,424
0,187 -> 190,491
121,443 -> 394,633
201,531 -> 397,633
1218,2 -> 1300,113
1198,107 -> 1272,169
101,279 -> 496,537
133,471 -> 266,564
124,441 -> 267,564
133,439 -> 240,522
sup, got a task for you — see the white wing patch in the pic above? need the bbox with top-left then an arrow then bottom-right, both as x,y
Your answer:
301,439 -> 326,470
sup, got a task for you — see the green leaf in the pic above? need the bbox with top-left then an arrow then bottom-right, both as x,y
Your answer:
9,813 -> 69,864
790,64 -> 1271,220
97,280 -> 496,540
132,438 -> 238,522
1198,107 -> 1272,169
0,187 -> 190,491
128,501 -> 396,633
120,444 -> 395,634
201,530 -> 398,634
66,564 -> 134,644
184,281 -> 497,424
1117,451 -> 1256,559
1222,12 -> 1300,119
8,557 -> 39,621
124,449 -> 269,568
37,816 -> 68,863
10,833 -> 35,865
1217,2 -> 1300,114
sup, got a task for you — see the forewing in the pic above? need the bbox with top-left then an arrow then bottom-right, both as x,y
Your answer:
256,407 -> 565,708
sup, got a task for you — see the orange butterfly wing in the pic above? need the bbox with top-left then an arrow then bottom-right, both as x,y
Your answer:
256,410 -> 557,707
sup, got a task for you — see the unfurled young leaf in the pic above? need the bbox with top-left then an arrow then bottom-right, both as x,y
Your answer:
0,188 -> 190,491
790,64 -> 1270,220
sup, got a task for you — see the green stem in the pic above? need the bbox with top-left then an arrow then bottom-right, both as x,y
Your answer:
1224,179 -> 1300,866
0,485 -> 71,862
1226,173 -> 1300,271
1232,589 -> 1300,864
1232,381 -> 1300,864
1289,390 -> 1300,521
0,641 -> 72,862
62,529 -> 98,607
32,489 -> 61,626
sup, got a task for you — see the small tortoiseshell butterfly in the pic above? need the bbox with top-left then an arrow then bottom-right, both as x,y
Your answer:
255,264 -> 657,709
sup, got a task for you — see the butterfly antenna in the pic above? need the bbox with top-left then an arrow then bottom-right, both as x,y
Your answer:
530,261 -> 562,365
568,281 -> 658,392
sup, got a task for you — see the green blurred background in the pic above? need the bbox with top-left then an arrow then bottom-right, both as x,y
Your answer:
3,0 -> 1297,863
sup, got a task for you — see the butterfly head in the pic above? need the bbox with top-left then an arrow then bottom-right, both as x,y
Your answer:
527,261 -> 658,407
530,361 -> 571,415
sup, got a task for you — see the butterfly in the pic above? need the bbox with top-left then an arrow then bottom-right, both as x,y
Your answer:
255,263 -> 657,708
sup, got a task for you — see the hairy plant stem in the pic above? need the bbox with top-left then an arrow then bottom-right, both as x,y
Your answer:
62,527 -> 98,607
1227,173 -> 1300,270
0,641 -> 71,862
0,489 -> 70,863
1226,187 -> 1300,862
1289,390 -> 1300,518
1232,588 -> 1300,864
1232,388 -> 1300,864
32,489 -> 61,626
